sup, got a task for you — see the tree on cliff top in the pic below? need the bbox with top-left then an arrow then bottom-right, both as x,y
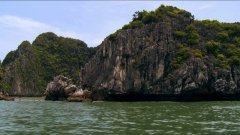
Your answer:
108,5 -> 194,40
107,5 -> 240,71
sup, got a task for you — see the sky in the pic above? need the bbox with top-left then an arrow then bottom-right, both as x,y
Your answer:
0,1 -> 240,61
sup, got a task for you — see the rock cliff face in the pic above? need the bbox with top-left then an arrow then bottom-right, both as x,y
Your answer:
81,6 -> 240,101
2,41 -> 42,96
1,5 -> 240,100
2,32 -> 95,96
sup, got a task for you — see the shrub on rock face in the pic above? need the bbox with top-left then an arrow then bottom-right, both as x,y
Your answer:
206,41 -> 221,55
174,31 -> 187,40
142,13 -> 158,24
122,21 -> 144,30
216,31 -> 229,42
229,56 -> 240,66
185,25 -> 200,46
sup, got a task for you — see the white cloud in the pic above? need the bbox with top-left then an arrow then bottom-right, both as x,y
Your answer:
196,3 -> 214,11
0,15 -> 84,41
0,15 -> 101,60
0,15 -> 50,32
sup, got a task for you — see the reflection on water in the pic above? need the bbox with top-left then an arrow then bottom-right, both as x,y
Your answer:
1,98 -> 240,135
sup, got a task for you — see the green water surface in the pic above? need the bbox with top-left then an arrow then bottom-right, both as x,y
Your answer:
1,98 -> 240,135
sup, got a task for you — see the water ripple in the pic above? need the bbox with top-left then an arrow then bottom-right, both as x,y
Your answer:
1,100 -> 240,134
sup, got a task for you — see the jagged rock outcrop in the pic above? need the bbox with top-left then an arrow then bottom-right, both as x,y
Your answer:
67,90 -> 92,102
1,5 -> 240,101
0,91 -> 14,101
80,5 -> 240,101
0,95 -> 14,101
1,32 -> 96,96
45,75 -> 91,101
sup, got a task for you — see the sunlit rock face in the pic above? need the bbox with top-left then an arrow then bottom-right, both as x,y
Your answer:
81,6 -> 240,100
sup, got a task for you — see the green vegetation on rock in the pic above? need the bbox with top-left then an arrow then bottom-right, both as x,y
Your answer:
2,5 -> 240,97
1,32 -> 96,96
0,60 -> 10,93
107,5 -> 240,72
93,6 -> 240,97
170,18 -> 240,70
170,44 -> 203,69
130,5 -> 193,26
108,5 -> 194,41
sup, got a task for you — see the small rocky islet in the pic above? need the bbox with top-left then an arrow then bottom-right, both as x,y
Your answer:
0,90 -> 14,101
1,5 -> 240,102
0,94 -> 14,101
44,75 -> 92,102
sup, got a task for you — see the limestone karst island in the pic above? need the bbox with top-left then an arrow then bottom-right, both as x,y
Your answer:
1,5 -> 240,101
1,4 -> 240,135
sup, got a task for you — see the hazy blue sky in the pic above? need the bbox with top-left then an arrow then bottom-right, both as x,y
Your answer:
0,1 -> 239,60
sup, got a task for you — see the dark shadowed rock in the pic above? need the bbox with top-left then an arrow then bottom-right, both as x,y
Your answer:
45,75 -> 92,102
0,91 -> 14,101
45,75 -> 76,100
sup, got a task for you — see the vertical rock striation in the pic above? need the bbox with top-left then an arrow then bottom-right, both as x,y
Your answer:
81,6 -> 240,101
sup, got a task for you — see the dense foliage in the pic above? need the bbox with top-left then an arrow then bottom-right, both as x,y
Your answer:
108,5 -> 194,40
2,32 -> 96,95
170,20 -> 240,69
0,60 -> 9,93
32,32 -> 96,83
106,5 -> 240,72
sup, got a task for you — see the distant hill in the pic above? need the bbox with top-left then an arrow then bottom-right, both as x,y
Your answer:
0,32 -> 95,96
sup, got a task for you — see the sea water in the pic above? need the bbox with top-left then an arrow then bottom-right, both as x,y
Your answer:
1,98 -> 240,135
